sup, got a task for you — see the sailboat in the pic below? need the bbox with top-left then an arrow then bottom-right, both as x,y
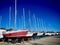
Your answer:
26,10 -> 33,37
26,10 -> 37,39
3,0 -> 28,41
0,16 -> 6,39
37,18 -> 44,37
20,10 -> 37,41
0,29 -> 6,40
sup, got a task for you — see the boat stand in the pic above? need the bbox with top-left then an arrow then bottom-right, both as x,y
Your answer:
13,38 -> 18,45
21,38 -> 26,45
3,38 -> 11,45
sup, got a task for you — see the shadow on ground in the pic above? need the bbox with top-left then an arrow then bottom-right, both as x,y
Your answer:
32,43 -> 44,45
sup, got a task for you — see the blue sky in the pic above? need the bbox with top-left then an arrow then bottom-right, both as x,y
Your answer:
0,0 -> 60,32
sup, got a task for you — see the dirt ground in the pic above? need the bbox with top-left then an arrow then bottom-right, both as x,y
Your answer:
0,35 -> 60,45
29,35 -> 60,45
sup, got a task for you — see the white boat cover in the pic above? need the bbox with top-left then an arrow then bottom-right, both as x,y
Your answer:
0,29 -> 6,38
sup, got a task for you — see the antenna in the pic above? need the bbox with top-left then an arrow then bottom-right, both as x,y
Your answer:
9,7 -> 11,28
23,8 -> 25,29
14,0 -> 17,30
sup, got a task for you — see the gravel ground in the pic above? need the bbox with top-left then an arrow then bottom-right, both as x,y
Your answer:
0,35 -> 60,45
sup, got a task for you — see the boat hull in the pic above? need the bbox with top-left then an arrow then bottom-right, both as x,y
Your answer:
3,30 -> 28,38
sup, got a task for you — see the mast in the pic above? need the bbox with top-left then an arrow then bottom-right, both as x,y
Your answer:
33,14 -> 37,32
19,19 -> 20,29
28,10 -> 31,31
23,8 -> 25,29
42,19 -> 44,32
43,20 -> 46,32
39,18 -> 41,31
14,0 -> 17,30
42,19 -> 46,32
0,16 -> 2,28
37,18 -> 40,32
36,18 -> 38,32
9,7 -> 11,28
21,15 -> 23,29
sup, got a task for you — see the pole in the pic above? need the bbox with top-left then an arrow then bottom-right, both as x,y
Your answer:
33,14 -> 37,32
39,18 -> 41,31
37,18 -> 40,32
9,7 -> 11,28
29,10 -> 31,32
0,16 -> 2,28
23,8 -> 25,29
14,0 -> 17,30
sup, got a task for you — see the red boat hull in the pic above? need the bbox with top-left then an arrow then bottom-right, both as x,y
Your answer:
3,30 -> 28,37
